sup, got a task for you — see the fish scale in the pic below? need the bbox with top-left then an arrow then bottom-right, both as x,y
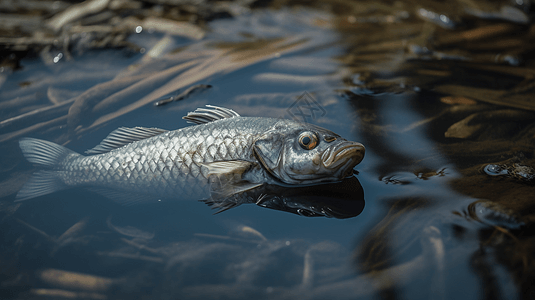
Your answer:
57,117 -> 274,201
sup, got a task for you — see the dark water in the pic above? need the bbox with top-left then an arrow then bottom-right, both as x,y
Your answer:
1,3 -> 535,300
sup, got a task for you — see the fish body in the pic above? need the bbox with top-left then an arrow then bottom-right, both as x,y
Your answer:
17,106 -> 365,204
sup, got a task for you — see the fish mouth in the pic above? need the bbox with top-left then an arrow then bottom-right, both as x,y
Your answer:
321,141 -> 365,170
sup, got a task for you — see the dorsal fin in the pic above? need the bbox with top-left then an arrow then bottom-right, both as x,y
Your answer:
86,127 -> 168,154
182,105 -> 240,124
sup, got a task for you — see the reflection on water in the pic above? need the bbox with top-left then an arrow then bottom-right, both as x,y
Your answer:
205,176 -> 365,218
1,0 -> 535,299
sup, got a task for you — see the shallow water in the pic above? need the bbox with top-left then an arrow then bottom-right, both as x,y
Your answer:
1,2 -> 535,300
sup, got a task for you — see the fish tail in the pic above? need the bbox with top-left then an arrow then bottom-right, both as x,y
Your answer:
17,138 -> 79,201
16,170 -> 66,201
19,138 -> 78,168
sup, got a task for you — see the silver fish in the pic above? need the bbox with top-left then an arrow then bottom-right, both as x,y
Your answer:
16,105 -> 365,204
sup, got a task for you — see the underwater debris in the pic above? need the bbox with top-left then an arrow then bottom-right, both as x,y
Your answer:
468,200 -> 526,230
483,163 -> 535,183
154,84 -> 212,106
39,268 -> 118,292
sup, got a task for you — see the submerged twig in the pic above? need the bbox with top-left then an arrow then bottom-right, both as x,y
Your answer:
46,0 -> 110,32
15,218 -> 54,242
31,289 -> 106,300
39,268 -> 116,292
154,84 -> 212,106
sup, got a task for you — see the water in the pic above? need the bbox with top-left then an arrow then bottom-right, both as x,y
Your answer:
1,3 -> 535,300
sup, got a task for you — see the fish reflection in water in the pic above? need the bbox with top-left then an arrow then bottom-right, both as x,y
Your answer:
205,176 -> 365,218
16,105 -> 365,213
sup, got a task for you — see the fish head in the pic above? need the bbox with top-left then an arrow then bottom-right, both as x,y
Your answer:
253,120 -> 365,185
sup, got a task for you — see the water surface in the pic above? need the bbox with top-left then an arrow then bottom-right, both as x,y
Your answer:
1,2 -> 534,300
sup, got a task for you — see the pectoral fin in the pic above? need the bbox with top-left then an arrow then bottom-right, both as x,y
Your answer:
201,160 -> 254,177
201,160 -> 264,211
209,181 -> 264,200
203,182 -> 265,214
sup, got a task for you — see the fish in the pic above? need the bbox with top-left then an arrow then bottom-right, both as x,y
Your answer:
16,105 -> 365,205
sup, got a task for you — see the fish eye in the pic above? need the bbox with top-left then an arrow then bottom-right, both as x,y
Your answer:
298,131 -> 319,150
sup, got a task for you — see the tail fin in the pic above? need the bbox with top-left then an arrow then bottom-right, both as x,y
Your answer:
16,170 -> 67,201
17,138 -> 79,201
19,138 -> 78,168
